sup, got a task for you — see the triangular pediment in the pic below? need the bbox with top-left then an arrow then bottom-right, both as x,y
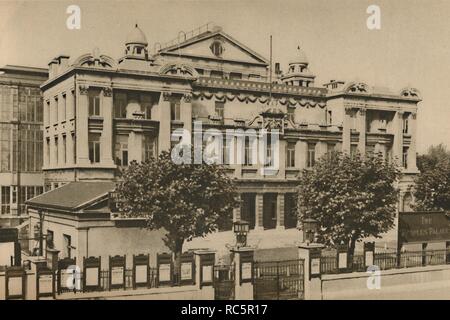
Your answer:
160,31 -> 268,66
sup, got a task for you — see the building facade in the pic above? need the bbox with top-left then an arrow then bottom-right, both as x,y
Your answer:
26,24 -> 420,263
0,65 -> 47,227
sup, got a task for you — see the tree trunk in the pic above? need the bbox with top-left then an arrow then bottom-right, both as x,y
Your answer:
173,238 -> 184,286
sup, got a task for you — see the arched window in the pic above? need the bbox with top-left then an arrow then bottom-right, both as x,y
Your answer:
402,193 -> 413,212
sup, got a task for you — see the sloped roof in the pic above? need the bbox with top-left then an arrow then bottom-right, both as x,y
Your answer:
26,181 -> 115,211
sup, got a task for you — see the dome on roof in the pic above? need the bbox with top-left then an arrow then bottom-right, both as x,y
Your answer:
126,24 -> 148,46
289,46 -> 309,65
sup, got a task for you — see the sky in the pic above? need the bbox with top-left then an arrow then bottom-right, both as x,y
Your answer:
0,0 -> 449,154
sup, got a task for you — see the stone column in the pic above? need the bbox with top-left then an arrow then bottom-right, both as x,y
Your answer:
342,107 -> 352,153
157,92 -> 172,152
231,247 -> 254,300
254,193 -> 264,231
180,93 -> 192,134
100,87 -> 114,166
233,194 -> 241,222
357,108 -> 366,155
296,140 -> 308,169
392,111 -> 404,166
316,141 -> 328,160
276,193 -> 285,230
298,243 -> 325,300
76,85 -> 90,165
277,138 -> 286,178
407,112 -> 418,172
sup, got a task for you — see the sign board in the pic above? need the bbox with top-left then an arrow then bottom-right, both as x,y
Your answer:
198,252 -> 215,287
109,255 -> 126,289
202,265 -> 213,283
133,254 -> 149,288
181,263 -> 192,280
159,264 -> 171,282
241,262 -> 252,280
5,267 -> 25,300
37,267 -> 55,299
83,256 -> 101,292
398,211 -> 450,244
157,253 -> 173,286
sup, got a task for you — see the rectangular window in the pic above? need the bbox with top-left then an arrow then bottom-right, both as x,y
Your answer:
114,135 -> 128,166
46,230 -> 54,249
210,71 -> 223,78
54,136 -> 59,165
45,101 -> 50,125
0,125 -> 11,171
229,72 -> 242,80
113,92 -> 127,118
141,94 -> 153,120
307,143 -> 316,168
26,186 -> 35,201
366,145 -> 375,158
350,144 -> 358,159
215,101 -> 224,119
54,97 -> 58,123
403,117 -> 409,134
143,136 -> 156,162
62,94 -> 66,121
403,147 -> 409,168
72,133 -> 76,164
63,234 -> 72,258
223,137 -> 233,165
286,142 -> 296,168
1,186 -> 11,215
327,143 -> 335,159
62,135 -> 67,164
88,134 -> 101,163
327,110 -> 332,125
244,137 -> 253,166
170,99 -> 181,121
266,136 -> 274,167
11,186 -> 17,204
88,90 -> 101,116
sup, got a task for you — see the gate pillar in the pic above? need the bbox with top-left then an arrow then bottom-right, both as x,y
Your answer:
298,243 -> 324,300
231,247 -> 254,300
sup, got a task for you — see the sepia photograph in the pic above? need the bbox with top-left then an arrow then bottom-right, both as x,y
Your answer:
0,0 -> 450,308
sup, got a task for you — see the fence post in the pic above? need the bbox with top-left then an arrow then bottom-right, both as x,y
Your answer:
194,250 -> 215,299
230,247 -> 254,300
298,243 -> 324,300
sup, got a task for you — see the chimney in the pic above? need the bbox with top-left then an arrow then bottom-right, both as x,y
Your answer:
57,55 -> 70,75
48,59 -> 58,79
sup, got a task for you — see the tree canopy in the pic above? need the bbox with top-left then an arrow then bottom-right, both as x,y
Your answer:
115,150 -> 238,281
296,152 -> 401,254
414,144 -> 450,211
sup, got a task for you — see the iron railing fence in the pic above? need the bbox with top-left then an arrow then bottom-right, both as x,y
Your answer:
321,249 -> 450,275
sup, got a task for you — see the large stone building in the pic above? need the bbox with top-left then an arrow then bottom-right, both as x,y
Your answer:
26,24 -> 420,263
0,65 -> 47,227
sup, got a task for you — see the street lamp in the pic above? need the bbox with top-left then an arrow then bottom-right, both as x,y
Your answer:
301,218 -> 319,245
233,220 -> 250,248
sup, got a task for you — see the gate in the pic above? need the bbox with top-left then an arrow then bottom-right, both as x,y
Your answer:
213,264 -> 235,300
253,259 -> 304,300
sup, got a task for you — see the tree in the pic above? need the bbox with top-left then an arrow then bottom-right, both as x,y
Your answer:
296,152 -> 401,256
417,143 -> 450,173
414,144 -> 450,211
115,150 -> 238,284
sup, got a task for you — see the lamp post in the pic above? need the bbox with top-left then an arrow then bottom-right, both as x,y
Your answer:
300,218 -> 319,245
233,220 -> 250,248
